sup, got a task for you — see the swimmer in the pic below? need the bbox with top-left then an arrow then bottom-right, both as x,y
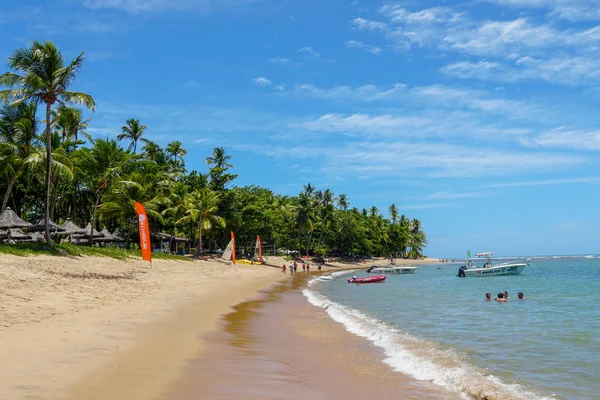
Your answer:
485,292 -> 491,301
518,292 -> 525,300
495,293 -> 507,303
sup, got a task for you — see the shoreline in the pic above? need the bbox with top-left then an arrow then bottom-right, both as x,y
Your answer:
0,254 -> 284,400
165,273 -> 458,400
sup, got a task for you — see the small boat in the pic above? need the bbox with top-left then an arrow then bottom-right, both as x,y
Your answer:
347,275 -> 386,284
367,264 -> 419,274
457,251 -> 528,277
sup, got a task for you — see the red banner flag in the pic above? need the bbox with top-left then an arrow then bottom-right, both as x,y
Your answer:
135,202 -> 152,262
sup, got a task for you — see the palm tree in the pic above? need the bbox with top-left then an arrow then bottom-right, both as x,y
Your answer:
118,118 -> 148,153
337,193 -> 349,210
176,188 -> 225,256
0,102 -> 38,211
76,139 -> 133,244
0,40 -> 95,244
206,146 -> 232,169
161,180 -> 189,251
389,204 -> 398,224
296,192 -> 318,255
52,105 -> 90,142
166,140 -> 187,164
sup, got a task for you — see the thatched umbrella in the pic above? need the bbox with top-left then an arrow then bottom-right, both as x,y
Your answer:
30,218 -> 66,233
79,223 -> 104,238
8,228 -> 32,241
112,229 -> 125,242
94,228 -> 117,242
22,231 -> 44,243
0,207 -> 32,230
60,219 -> 86,235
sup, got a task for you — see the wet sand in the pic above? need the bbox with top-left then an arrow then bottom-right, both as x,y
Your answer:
165,273 -> 459,399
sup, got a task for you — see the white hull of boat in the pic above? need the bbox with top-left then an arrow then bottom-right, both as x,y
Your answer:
461,263 -> 526,277
368,266 -> 419,274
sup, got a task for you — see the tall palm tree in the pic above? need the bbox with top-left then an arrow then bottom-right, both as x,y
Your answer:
296,192 -> 318,255
337,193 -> 349,210
52,105 -> 90,142
118,118 -> 148,153
176,188 -> 225,256
166,140 -> 187,164
0,40 -> 95,244
0,102 -> 38,211
389,204 -> 398,224
76,139 -> 133,244
206,146 -> 232,169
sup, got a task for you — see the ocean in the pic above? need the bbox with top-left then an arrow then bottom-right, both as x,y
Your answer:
304,257 -> 600,400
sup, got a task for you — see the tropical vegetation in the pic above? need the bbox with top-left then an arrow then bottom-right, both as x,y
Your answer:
0,40 -> 427,259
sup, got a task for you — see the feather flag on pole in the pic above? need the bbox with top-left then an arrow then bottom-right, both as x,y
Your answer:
135,202 -> 152,263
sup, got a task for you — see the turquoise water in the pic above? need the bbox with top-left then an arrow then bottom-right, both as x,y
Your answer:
304,257 -> 600,400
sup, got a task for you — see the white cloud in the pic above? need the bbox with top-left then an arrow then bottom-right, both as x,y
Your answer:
480,177 -> 600,188
522,128 -> 600,150
428,191 -> 481,200
351,17 -> 388,31
269,57 -> 291,64
294,83 -> 405,101
275,84 -> 285,91
78,0 -> 263,13
252,77 -> 272,86
345,40 -> 382,54
298,46 -> 314,53
484,0 -> 600,21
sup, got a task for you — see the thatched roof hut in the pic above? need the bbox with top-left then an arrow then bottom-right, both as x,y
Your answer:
0,207 -> 32,229
60,219 -> 87,235
30,218 -> 66,232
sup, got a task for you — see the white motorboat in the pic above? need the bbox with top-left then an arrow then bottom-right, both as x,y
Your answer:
457,251 -> 527,277
367,264 -> 419,274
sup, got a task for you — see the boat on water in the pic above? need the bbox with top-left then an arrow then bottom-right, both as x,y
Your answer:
366,264 -> 419,274
457,251 -> 528,277
348,275 -> 386,284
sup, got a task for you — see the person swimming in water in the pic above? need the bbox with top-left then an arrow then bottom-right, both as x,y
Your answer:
504,291 -> 509,300
485,293 -> 491,301
495,292 -> 507,303
518,292 -> 525,300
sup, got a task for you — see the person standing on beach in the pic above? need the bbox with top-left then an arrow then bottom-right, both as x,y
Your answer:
302,264 -> 306,272
289,262 -> 294,275
282,264 -> 286,274
294,262 -> 298,273
318,263 -> 322,272
306,263 -> 310,272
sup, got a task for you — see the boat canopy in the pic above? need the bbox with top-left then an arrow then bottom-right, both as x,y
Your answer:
475,252 -> 495,257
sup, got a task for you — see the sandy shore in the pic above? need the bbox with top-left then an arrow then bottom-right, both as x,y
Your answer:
166,274 -> 459,400
0,254 -> 282,400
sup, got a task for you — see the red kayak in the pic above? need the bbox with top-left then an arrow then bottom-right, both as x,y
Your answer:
347,275 -> 386,284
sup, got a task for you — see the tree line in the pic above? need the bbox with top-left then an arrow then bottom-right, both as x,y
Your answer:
0,40 -> 427,258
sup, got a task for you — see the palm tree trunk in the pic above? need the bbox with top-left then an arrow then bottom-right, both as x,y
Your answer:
50,175 -> 60,221
1,163 -> 24,212
194,217 -> 203,257
44,102 -> 52,245
89,192 -> 102,246
305,230 -> 313,256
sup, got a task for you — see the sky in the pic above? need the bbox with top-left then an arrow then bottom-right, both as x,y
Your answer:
1,0 -> 600,257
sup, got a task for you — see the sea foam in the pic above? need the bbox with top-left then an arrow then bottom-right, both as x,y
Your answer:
303,284 -> 554,400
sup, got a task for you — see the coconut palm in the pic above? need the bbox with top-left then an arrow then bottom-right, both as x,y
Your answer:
176,188 -> 225,256
389,204 -> 398,224
206,146 -> 232,169
0,102 -> 38,211
336,193 -> 349,210
0,40 -> 95,244
166,140 -> 187,164
118,118 -> 148,154
52,105 -> 90,142
76,139 -> 134,244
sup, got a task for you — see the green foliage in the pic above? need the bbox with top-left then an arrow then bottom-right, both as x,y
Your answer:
0,41 -> 428,261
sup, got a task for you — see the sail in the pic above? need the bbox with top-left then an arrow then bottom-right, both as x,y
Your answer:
222,239 -> 233,262
254,235 -> 263,264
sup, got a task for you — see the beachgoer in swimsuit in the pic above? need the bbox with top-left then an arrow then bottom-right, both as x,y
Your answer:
495,293 -> 507,303
518,292 -> 524,300
485,293 -> 491,301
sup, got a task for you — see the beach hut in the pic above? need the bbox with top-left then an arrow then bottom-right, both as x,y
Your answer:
0,207 -> 32,230
112,229 -> 126,242
94,228 -> 117,242
60,219 -> 87,235
79,223 -> 104,238
0,207 -> 33,242
7,228 -> 32,242
29,218 -> 66,233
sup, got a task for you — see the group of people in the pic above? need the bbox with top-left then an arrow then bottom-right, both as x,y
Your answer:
485,291 -> 525,302
281,261 -> 322,275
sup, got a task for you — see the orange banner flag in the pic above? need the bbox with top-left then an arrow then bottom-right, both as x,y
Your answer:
231,231 -> 236,265
257,235 -> 263,264
135,201 -> 152,263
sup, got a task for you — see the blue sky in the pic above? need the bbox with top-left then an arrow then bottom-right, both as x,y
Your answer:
2,0 -> 600,257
